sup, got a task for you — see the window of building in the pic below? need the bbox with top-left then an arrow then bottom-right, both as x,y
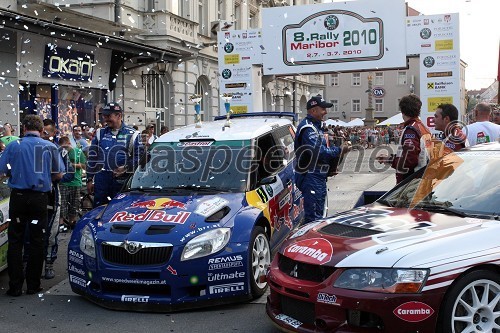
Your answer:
172,0 -> 190,19
351,73 -> 360,86
375,99 -> 384,112
234,4 -> 241,30
330,99 -> 339,112
352,99 -> 361,112
374,72 -> 384,85
249,13 -> 257,28
195,80 -> 206,121
331,74 -> 339,86
397,71 -> 407,85
145,71 -> 165,109
198,0 -> 209,35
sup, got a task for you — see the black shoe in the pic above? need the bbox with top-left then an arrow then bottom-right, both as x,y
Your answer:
26,287 -> 43,295
6,289 -> 22,297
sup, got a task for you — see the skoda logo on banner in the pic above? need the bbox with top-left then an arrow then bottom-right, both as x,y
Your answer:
43,45 -> 95,81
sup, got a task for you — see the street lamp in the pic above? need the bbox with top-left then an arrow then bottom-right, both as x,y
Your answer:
273,86 -> 291,101
141,61 -> 167,86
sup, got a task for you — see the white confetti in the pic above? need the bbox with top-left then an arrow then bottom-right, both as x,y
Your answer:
32,220 -> 39,224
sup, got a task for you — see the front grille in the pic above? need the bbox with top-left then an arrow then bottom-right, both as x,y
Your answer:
280,295 -> 315,325
101,282 -> 171,295
278,254 -> 336,282
320,223 -> 382,238
101,244 -> 172,266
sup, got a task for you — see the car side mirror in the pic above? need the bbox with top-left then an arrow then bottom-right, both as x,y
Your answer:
259,175 -> 277,186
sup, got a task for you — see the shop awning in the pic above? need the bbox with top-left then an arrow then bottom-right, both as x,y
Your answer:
0,8 -> 188,89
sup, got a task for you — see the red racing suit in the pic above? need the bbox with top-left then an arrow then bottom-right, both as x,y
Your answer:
391,118 -> 432,184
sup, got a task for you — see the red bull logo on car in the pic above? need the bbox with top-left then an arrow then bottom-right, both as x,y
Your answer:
110,211 -> 191,224
130,198 -> 187,210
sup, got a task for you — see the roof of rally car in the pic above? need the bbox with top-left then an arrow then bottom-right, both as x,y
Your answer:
155,113 -> 294,142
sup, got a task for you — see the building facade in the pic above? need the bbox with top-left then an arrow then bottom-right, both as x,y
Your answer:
0,0 -> 325,135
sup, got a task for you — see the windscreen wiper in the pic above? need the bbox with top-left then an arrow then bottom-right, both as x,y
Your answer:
414,204 -> 468,217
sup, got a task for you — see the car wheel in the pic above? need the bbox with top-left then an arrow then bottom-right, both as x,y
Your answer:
438,270 -> 500,333
249,226 -> 271,298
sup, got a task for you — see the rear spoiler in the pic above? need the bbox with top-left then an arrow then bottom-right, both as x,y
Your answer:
214,112 -> 297,122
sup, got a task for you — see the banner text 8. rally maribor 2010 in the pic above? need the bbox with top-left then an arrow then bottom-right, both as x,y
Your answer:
261,0 -> 407,75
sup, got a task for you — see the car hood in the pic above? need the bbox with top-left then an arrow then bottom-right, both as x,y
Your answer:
94,191 -> 245,245
280,204 -> 499,268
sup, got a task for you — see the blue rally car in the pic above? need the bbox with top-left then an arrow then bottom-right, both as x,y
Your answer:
68,112 -> 306,311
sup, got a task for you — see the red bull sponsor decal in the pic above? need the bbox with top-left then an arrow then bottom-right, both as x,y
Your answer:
393,302 -> 434,322
110,211 -> 191,224
130,198 -> 186,210
284,238 -> 333,265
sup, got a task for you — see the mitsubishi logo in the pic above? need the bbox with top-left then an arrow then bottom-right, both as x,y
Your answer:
123,240 -> 142,254
290,264 -> 298,278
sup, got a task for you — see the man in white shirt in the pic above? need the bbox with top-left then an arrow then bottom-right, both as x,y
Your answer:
465,103 -> 500,146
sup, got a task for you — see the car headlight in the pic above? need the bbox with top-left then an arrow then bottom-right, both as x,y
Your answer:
181,228 -> 231,261
79,225 -> 96,258
333,268 -> 429,293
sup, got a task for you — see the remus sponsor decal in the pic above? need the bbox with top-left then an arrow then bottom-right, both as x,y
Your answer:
208,255 -> 243,270
284,238 -> 333,265
393,302 -> 434,322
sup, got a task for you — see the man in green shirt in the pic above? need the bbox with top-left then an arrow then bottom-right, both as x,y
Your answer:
0,123 -> 19,146
59,136 -> 87,230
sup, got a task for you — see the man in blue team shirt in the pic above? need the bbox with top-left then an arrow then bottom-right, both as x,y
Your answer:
86,103 -> 143,207
0,115 -> 65,296
294,95 -> 345,224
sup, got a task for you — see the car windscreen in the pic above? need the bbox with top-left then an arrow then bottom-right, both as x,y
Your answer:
379,150 -> 500,217
127,140 -> 253,193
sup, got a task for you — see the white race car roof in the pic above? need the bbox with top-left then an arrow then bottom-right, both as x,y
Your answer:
156,115 -> 294,142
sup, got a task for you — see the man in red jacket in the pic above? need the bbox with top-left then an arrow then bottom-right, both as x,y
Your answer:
377,94 -> 432,184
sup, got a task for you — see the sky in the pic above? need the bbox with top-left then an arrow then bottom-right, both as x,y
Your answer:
324,0 -> 499,90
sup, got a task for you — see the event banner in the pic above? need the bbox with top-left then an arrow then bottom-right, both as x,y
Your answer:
261,0 -> 407,75
415,14 -> 460,134
218,30 -> 263,114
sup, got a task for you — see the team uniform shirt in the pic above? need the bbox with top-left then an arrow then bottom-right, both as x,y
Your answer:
87,123 -> 142,178
392,118 -> 432,184
465,121 -> 500,146
0,133 -> 65,192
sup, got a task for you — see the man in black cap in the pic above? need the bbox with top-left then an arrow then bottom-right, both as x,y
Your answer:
294,95 -> 344,224
86,103 -> 143,207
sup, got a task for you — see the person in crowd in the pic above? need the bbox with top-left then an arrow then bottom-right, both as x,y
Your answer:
0,115 -> 64,296
132,125 -> 139,131
81,124 -> 93,141
465,102 -> 500,146
86,103 -> 143,207
147,124 -> 158,145
58,136 -> 86,230
493,107 -> 500,125
69,124 -> 89,154
433,103 -> 469,152
377,94 -> 432,184
294,95 -> 346,224
0,122 -> 20,146
160,125 -> 169,135
40,119 -> 74,279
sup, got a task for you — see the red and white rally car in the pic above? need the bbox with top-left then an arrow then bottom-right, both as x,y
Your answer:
267,142 -> 500,333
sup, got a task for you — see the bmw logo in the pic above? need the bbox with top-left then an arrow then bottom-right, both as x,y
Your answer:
420,28 -> 432,40
221,69 -> 232,79
423,56 -> 435,68
324,15 -> 339,30
224,43 -> 234,53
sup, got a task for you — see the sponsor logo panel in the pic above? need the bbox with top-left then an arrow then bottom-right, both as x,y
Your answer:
208,282 -> 245,294
284,238 -> 333,265
121,295 -> 150,303
69,274 -> 87,288
207,271 -> 245,282
275,314 -> 302,329
393,302 -> 434,322
317,292 -> 340,305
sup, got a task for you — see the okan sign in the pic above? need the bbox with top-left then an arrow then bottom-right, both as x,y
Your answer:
43,46 -> 95,81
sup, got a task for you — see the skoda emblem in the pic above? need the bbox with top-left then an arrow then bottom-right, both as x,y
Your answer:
221,69 -> 232,79
124,241 -> 141,254
224,43 -> 234,53
420,28 -> 432,40
423,56 -> 435,68
324,15 -> 339,30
